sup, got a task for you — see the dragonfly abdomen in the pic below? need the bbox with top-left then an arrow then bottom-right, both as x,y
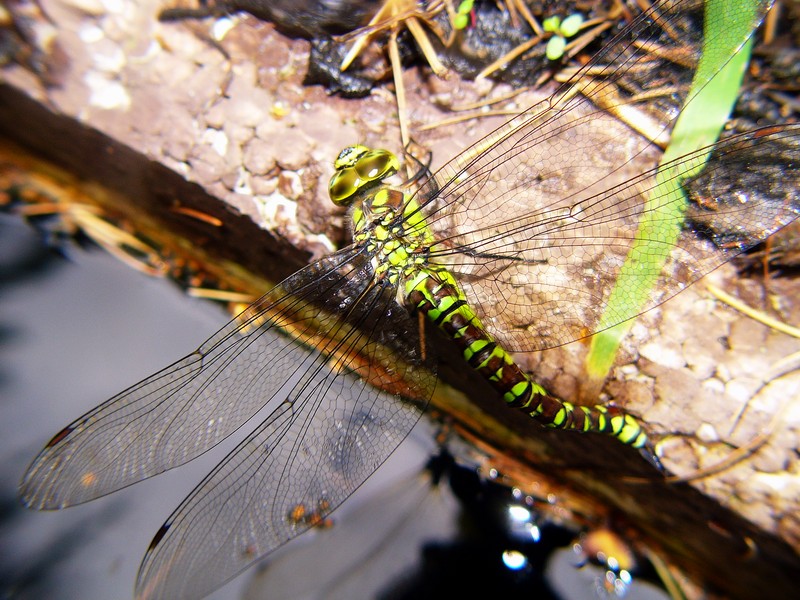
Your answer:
405,267 -> 647,448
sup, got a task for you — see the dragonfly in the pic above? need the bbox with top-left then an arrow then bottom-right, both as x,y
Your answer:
19,1 -> 799,598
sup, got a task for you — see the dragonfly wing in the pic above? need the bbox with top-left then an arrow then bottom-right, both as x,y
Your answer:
19,245 -> 418,509
453,126 -> 800,351
408,1 -> 795,352
134,280 -> 435,600
586,126 -> 800,329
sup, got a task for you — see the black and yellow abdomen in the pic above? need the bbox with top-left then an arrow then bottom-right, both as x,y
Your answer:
404,267 -> 648,448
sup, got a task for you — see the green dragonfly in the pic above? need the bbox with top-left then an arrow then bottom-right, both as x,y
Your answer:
19,1 -> 798,598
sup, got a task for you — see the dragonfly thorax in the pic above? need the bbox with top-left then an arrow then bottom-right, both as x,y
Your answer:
329,146 -> 434,288
356,187 -> 429,287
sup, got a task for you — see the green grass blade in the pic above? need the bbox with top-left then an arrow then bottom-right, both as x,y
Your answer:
585,0 -> 766,382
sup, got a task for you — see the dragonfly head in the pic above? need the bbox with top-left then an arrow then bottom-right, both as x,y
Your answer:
329,145 -> 400,206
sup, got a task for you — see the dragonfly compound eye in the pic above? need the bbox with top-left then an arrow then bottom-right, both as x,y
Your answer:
329,167 -> 360,206
329,147 -> 401,206
333,145 -> 370,169
354,148 -> 399,182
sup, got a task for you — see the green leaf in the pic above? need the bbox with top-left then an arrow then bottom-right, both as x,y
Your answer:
585,0 -> 764,382
546,36 -> 567,60
560,13 -> 584,38
454,0 -> 474,29
543,15 -> 561,33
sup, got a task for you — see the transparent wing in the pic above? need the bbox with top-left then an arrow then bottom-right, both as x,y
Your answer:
20,246 -> 432,510
134,276 -> 434,600
405,0 -> 797,352
439,126 -> 799,351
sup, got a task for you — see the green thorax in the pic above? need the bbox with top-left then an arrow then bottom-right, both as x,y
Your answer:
329,145 -> 434,288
